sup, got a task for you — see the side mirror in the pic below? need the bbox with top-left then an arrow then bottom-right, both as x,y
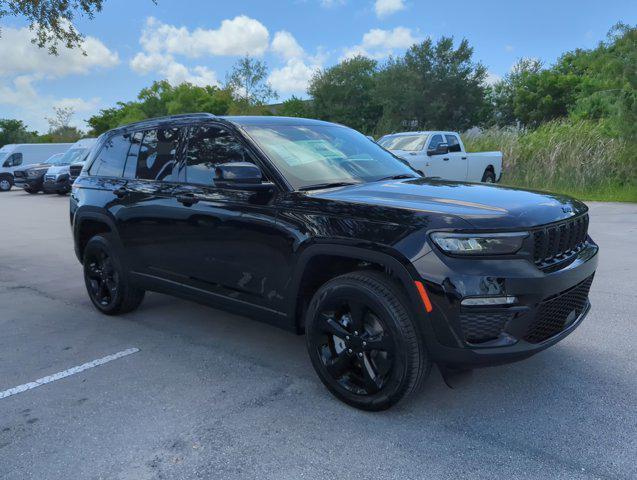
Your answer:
427,143 -> 449,156
214,162 -> 274,191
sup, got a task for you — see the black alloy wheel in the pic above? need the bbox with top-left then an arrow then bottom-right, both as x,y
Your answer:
306,271 -> 429,411
316,298 -> 396,396
83,235 -> 145,315
85,249 -> 119,309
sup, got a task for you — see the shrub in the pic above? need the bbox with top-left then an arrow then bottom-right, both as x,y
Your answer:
463,119 -> 637,201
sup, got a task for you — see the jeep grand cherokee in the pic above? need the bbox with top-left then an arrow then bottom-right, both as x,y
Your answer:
70,114 -> 598,410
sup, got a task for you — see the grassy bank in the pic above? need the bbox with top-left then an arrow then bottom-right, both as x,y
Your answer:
463,120 -> 637,202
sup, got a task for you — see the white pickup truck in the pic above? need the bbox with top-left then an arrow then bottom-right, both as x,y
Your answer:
378,131 -> 502,183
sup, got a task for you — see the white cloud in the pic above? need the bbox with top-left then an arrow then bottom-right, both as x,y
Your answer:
342,27 -> 419,60
505,45 -> 515,52
0,75 -> 101,131
129,52 -> 219,87
320,0 -> 347,7
139,16 -> 270,58
0,25 -> 119,78
268,31 -> 325,95
271,31 -> 305,60
130,15 -> 270,87
374,0 -> 406,18
484,72 -> 502,86
269,58 -> 320,95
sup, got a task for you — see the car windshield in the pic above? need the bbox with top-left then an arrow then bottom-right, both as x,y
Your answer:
56,147 -> 89,166
379,134 -> 428,152
244,125 -> 417,190
45,154 -> 66,165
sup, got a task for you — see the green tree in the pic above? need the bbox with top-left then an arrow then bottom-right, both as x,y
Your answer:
375,37 -> 488,133
277,96 -> 312,118
0,1 -> 156,54
0,119 -> 37,147
308,56 -> 381,134
226,56 -> 278,107
87,81 -> 235,135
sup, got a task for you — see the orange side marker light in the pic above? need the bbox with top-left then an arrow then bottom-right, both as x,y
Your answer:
414,281 -> 433,313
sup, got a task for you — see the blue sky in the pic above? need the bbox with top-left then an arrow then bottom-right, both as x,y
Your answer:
1,0 -> 635,131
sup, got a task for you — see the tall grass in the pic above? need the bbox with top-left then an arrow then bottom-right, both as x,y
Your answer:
463,120 -> 637,202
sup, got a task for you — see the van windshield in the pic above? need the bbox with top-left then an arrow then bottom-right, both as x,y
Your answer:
56,148 -> 89,166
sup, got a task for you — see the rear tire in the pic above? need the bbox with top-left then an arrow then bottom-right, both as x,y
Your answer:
305,270 -> 430,411
83,234 -> 145,315
481,169 -> 496,183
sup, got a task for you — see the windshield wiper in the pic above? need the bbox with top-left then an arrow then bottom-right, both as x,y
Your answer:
298,181 -> 360,191
375,173 -> 417,182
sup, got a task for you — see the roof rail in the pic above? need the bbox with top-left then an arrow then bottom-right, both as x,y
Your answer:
121,112 -> 217,129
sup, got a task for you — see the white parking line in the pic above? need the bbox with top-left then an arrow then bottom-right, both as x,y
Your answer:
0,348 -> 140,400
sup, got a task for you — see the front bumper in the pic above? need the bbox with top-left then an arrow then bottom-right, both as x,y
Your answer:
15,175 -> 44,190
412,240 -> 598,367
43,175 -> 71,193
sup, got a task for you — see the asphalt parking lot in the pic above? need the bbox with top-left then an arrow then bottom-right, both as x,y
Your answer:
0,189 -> 635,480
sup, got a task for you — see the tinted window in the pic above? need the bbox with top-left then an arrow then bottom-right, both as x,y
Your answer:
123,131 -> 143,179
445,134 -> 461,153
185,125 -> 255,185
135,128 -> 181,181
91,134 -> 131,177
11,153 -> 23,166
429,135 -> 444,151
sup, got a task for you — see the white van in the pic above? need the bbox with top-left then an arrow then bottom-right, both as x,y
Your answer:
43,138 -> 97,194
0,143 -> 73,191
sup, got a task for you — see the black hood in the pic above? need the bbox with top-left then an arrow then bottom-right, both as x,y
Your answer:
310,178 -> 588,229
19,163 -> 50,173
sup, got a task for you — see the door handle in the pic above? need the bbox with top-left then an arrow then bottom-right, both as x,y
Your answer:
113,187 -> 128,198
177,193 -> 199,206
461,156 -> 467,160
443,157 -> 450,161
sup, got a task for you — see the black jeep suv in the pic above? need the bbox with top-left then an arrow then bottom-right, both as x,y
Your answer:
70,114 -> 598,410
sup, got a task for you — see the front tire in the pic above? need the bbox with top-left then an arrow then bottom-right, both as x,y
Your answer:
0,175 -> 13,192
25,188 -> 39,194
305,271 -> 430,411
83,235 -> 145,315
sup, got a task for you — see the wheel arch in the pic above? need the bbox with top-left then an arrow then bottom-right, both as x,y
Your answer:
73,210 -> 120,263
288,244 -> 429,335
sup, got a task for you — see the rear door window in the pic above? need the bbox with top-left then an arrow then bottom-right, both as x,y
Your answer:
123,131 -> 143,179
135,128 -> 181,182
90,133 -> 132,177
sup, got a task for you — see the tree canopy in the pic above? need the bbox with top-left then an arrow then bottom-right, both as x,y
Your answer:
0,0 -> 104,54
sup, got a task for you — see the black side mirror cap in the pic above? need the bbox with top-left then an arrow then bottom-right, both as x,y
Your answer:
214,162 -> 274,191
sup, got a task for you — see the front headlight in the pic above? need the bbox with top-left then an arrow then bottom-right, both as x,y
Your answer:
27,169 -> 46,177
430,231 -> 528,255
